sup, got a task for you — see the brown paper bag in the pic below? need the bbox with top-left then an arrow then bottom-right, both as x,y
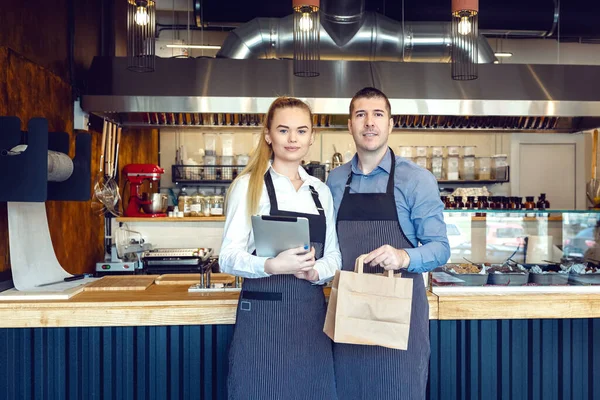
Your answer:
323,254 -> 414,350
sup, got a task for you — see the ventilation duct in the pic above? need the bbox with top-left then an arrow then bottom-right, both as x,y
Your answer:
216,0 -> 496,63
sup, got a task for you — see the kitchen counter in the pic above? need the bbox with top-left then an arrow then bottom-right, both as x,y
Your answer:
2,277 -> 600,327
0,281 -> 438,328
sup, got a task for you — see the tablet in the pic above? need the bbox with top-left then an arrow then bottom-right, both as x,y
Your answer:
251,215 -> 311,258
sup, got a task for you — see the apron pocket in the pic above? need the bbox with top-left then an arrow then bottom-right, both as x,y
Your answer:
241,290 -> 283,301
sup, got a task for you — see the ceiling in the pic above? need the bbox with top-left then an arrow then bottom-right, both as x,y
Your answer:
155,0 -> 600,40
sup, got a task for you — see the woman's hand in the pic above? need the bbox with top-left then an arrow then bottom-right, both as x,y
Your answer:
264,246 -> 316,275
294,268 -> 320,282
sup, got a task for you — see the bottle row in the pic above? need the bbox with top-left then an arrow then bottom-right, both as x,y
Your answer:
441,193 -> 551,210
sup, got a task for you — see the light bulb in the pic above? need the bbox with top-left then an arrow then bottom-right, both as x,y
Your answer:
135,6 -> 150,26
457,16 -> 472,36
299,12 -> 313,32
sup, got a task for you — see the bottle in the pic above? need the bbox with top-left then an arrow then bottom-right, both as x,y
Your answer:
440,196 -> 448,209
465,196 -> 475,209
448,196 -> 456,210
478,196 -> 489,210
537,193 -> 550,209
456,196 -> 466,210
524,196 -> 535,210
515,197 -> 523,210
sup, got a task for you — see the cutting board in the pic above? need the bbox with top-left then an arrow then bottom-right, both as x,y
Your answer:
83,275 -> 159,291
154,273 -> 235,286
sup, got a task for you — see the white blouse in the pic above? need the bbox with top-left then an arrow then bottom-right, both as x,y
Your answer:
219,163 -> 342,284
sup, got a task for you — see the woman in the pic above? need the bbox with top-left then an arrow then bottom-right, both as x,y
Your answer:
219,97 -> 341,399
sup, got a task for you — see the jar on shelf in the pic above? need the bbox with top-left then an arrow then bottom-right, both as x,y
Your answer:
463,145 -> 476,157
220,156 -> 234,180
415,146 -> 428,158
210,195 -> 225,216
447,146 -> 461,157
398,146 -> 414,159
178,193 -> 192,217
431,146 -> 444,157
190,193 -> 205,217
492,154 -> 508,180
440,195 -> 448,208
465,196 -> 476,209
446,156 -> 460,180
524,196 -> 536,210
462,156 -> 476,180
478,157 -> 491,180
431,157 -> 443,180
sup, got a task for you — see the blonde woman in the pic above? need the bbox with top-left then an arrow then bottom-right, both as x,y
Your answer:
219,97 -> 340,399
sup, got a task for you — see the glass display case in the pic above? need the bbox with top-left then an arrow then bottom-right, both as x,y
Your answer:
433,210 -> 600,291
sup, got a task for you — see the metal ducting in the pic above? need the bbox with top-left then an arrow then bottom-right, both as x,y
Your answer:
216,0 -> 496,64
81,57 -> 600,132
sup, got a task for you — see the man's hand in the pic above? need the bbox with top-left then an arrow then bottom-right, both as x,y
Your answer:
294,268 -> 320,282
363,245 -> 410,270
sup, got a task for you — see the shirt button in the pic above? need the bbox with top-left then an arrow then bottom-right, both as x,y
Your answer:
363,175 -> 368,179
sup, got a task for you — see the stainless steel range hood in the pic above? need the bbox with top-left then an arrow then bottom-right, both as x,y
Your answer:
81,57 -> 600,132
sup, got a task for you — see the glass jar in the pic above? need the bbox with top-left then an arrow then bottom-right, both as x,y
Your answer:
462,156 -> 476,180
446,156 -> 460,180
478,157 -> 491,180
178,193 -> 192,217
431,156 -> 443,180
455,196 -> 466,210
210,195 -> 225,216
492,154 -> 508,180
190,193 -> 205,217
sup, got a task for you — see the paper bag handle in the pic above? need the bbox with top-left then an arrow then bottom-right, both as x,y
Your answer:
354,254 -> 394,278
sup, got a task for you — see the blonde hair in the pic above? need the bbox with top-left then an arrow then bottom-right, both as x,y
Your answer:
230,97 -> 314,217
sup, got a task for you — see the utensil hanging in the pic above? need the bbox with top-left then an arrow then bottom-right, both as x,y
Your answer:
91,119 -> 109,213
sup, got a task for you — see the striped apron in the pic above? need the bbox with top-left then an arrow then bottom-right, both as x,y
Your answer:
227,171 -> 337,400
333,149 -> 430,400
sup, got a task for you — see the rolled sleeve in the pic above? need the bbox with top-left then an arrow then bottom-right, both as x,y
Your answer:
311,187 -> 342,285
405,174 -> 451,273
218,178 -> 272,279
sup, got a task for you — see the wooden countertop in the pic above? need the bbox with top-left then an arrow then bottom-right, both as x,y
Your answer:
0,277 -> 599,327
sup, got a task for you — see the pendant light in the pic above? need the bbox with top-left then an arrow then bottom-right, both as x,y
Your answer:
451,0 -> 479,80
292,0 -> 320,77
127,0 -> 156,73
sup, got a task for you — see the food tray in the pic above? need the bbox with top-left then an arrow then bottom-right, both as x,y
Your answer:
488,273 -> 529,286
529,273 -> 569,285
440,266 -> 488,286
568,273 -> 600,285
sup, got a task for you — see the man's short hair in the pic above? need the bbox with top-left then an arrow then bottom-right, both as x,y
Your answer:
349,87 -> 392,116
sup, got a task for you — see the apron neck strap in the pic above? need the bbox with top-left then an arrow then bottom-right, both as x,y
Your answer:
308,185 -> 325,216
264,170 -> 325,216
343,147 -> 396,195
263,170 -> 280,213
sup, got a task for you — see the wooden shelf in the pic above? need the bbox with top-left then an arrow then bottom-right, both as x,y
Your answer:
116,216 -> 226,222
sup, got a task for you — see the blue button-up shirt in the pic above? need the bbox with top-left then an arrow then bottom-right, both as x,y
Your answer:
326,148 -> 450,273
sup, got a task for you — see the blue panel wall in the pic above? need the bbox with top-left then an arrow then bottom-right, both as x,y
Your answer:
428,319 -> 600,400
1,320 -> 598,399
0,325 -> 234,400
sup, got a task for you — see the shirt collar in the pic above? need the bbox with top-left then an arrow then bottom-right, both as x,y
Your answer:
268,160 -> 311,184
350,147 -> 392,176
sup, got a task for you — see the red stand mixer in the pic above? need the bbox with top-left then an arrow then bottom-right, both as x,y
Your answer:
122,164 -> 167,217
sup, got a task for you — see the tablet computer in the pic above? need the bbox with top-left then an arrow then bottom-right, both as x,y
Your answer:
251,215 -> 311,258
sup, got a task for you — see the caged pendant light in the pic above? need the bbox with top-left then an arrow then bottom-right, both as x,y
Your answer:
451,0 -> 479,80
127,0 -> 156,73
292,0 -> 320,77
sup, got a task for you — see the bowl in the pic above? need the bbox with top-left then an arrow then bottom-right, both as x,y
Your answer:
141,193 -> 168,214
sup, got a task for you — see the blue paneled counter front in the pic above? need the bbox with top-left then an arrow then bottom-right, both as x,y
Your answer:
0,284 -> 599,399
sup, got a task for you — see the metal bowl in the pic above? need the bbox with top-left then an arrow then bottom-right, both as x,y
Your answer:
141,193 -> 168,214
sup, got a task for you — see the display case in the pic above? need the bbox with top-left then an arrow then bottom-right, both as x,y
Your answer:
433,209 -> 600,292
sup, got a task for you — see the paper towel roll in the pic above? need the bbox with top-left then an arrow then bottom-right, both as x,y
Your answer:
9,144 -> 74,182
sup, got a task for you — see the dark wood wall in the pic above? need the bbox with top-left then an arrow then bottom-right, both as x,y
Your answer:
0,1 -> 158,275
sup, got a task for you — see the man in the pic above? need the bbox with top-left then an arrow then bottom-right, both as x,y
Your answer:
326,87 -> 450,400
